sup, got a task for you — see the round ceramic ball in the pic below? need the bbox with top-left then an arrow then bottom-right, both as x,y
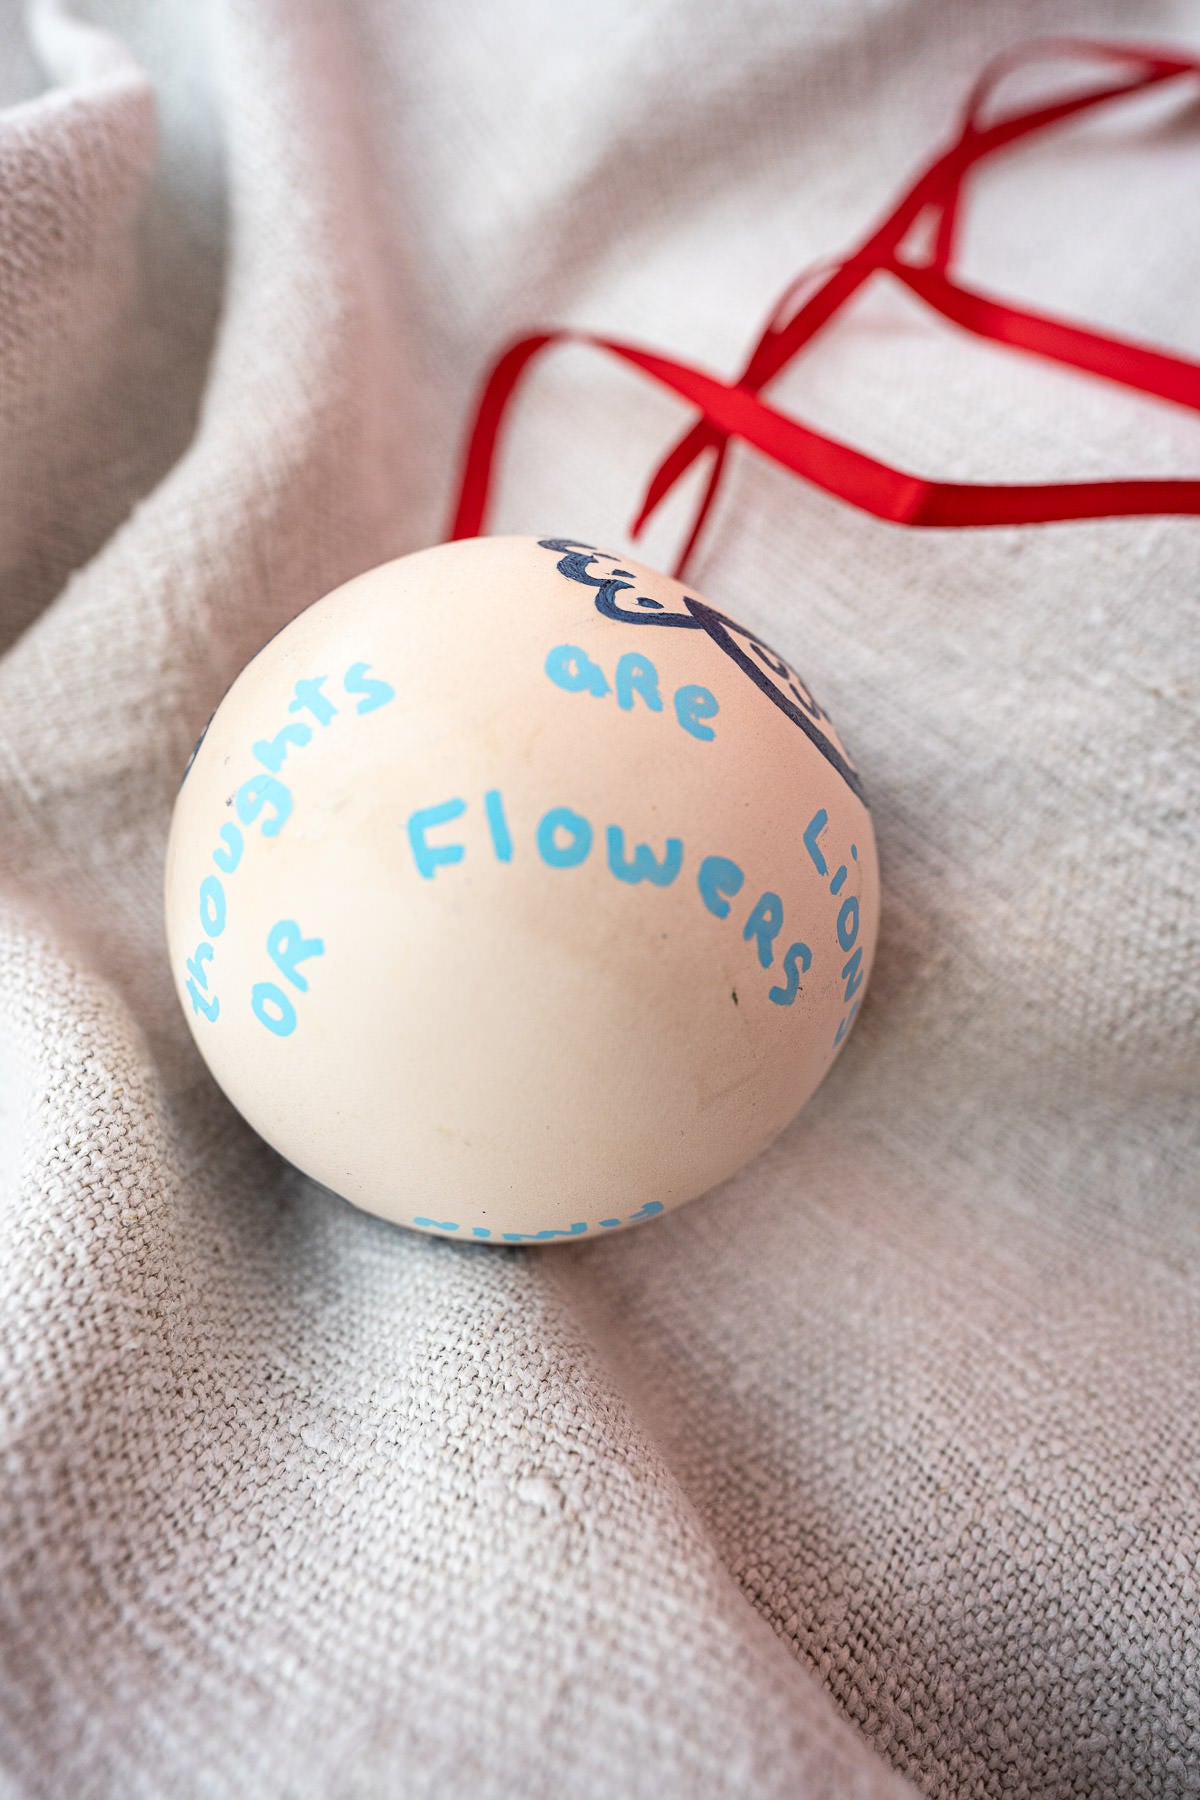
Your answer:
165,536 -> 878,1242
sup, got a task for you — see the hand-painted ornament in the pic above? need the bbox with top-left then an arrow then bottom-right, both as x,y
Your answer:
164,536 -> 878,1241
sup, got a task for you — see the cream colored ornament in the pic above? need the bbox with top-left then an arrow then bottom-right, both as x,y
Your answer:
164,536 -> 879,1242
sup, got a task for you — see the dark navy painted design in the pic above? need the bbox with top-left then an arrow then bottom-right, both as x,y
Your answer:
682,598 -> 864,801
537,539 -> 865,803
179,711 -> 216,790
178,608 -> 305,793
538,539 -> 695,627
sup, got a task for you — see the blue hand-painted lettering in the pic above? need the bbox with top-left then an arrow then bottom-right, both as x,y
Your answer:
484,788 -> 513,862
837,895 -> 860,953
199,875 -> 227,937
606,827 -> 683,887
409,1198 -> 667,1243
803,808 -> 829,876
186,976 -> 219,1022
186,942 -> 215,989
743,892 -> 784,969
615,653 -> 663,713
536,806 -> 593,869
769,940 -> 812,1007
408,798 -> 467,880
288,676 -> 337,726
344,661 -> 396,714
236,774 -> 293,838
545,644 -> 610,696
545,642 -> 717,743
182,656 -> 395,1032
267,919 -> 325,992
697,855 -> 745,920
213,822 -> 244,874
252,981 -> 296,1036
254,721 -> 313,773
673,684 -> 718,741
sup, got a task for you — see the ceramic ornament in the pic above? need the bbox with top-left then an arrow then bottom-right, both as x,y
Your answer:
164,536 -> 879,1242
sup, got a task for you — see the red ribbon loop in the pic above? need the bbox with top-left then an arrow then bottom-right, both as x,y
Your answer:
449,38 -> 1200,576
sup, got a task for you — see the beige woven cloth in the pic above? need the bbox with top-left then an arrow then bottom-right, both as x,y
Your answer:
1,0 -> 1198,1794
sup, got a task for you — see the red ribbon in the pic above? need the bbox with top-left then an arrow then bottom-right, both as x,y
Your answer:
449,38 -> 1200,576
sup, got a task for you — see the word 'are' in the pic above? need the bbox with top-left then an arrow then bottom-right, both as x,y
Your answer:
545,643 -> 719,741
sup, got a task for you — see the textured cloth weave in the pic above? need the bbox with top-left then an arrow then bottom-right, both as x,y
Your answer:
1,1 -> 1198,1795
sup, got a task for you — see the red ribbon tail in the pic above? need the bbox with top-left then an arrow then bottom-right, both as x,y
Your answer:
894,264 -> 1200,413
448,332 -> 560,541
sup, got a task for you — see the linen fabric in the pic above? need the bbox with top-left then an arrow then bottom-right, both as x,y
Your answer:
1,1 -> 1198,1795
